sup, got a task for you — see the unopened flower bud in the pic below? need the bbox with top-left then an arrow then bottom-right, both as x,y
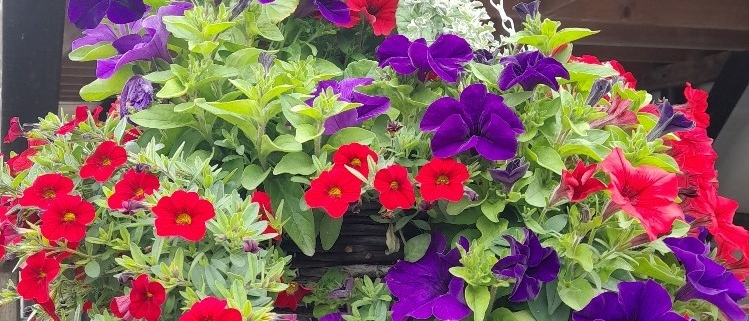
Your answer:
134,163 -> 151,173
118,271 -> 135,284
259,52 -> 276,75
418,200 -> 434,212
585,78 -> 612,106
386,120 -> 403,137
463,186 -> 479,202
119,200 -> 147,215
513,0 -> 540,19
119,75 -> 153,118
242,239 -> 261,253
230,0 -> 251,20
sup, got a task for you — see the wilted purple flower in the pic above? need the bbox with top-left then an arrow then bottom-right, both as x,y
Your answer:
328,277 -> 354,299
118,200 -> 148,214
492,228 -> 560,302
72,2 -> 193,79
307,78 -> 390,135
384,233 -> 471,321
68,0 -> 148,29
120,75 -> 153,117
418,200 -> 435,212
420,83 -> 524,161
133,163 -> 151,173
590,96 -> 638,129
386,120 -> 403,136
463,186 -> 479,201
664,237 -> 747,321
573,279 -> 688,321
117,271 -> 135,284
498,50 -> 570,91
489,157 -> 529,193
473,49 -> 494,64
585,78 -> 612,106
294,0 -> 351,25
513,0 -> 540,19
646,100 -> 695,141
242,239 -> 261,253
376,34 -> 473,83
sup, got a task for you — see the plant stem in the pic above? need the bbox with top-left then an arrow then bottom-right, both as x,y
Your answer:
257,122 -> 268,169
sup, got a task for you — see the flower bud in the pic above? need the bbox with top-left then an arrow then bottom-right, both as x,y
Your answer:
259,52 -> 276,75
119,75 -> 153,118
242,238 -> 261,253
585,78 -> 612,106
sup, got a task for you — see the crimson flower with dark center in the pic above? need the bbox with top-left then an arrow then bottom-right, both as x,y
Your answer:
129,275 -> 166,321
374,165 -> 415,210
17,252 -> 60,303
40,195 -> 96,243
251,191 -> 280,240
179,296 -> 242,321
153,190 -> 216,242
80,140 -> 128,182
18,173 -> 74,209
274,282 -> 312,311
415,158 -> 470,202
108,168 -> 160,210
601,148 -> 683,240
332,143 -> 378,177
304,166 -> 362,218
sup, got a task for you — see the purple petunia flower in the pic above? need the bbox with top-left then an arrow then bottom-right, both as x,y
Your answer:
646,100 -> 695,141
319,312 -> 348,321
512,0 -> 540,19
119,75 -> 154,117
498,50 -> 570,91
376,34 -> 473,83
294,0 -> 351,25
68,0 -> 148,30
573,279 -> 689,321
420,83 -> 524,161
664,237 -> 747,321
307,78 -> 390,135
72,2 -> 193,79
492,228 -> 560,302
489,157 -> 529,193
384,233 -> 471,321
473,49 -> 495,65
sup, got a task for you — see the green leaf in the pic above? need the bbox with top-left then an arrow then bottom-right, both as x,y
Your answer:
524,171 -> 550,207
225,48 -> 263,69
129,104 -> 196,129
313,58 -> 343,78
273,152 -> 316,176
242,164 -> 271,190
565,243 -> 597,272
490,308 -> 519,321
261,134 -> 303,155
634,154 -> 679,173
259,0 -> 300,24
68,43 -> 117,61
465,285 -> 491,321
632,255 -> 684,286
256,17 -> 284,41
527,283 -> 570,321
404,233 -> 431,262
319,215 -> 343,251
532,147 -> 565,174
469,62 -> 503,85
143,70 -> 175,83
79,67 -> 133,101
502,91 -> 534,107
542,215 -> 567,233
344,60 -> 380,78
295,124 -> 322,143
84,261 -> 101,278
548,28 -> 599,50
157,78 -> 188,98
264,175 -> 316,256
558,277 -> 595,311
326,128 -> 376,148
565,62 -> 619,82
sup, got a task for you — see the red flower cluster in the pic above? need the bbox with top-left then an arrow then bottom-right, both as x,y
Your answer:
179,297 -> 242,321
274,282 -> 312,311
552,160 -> 606,203
57,105 -> 102,135
153,190 -> 216,242
601,148 -> 684,240
80,140 -> 128,182
342,0 -> 398,35
374,165 -> 415,210
415,158 -> 470,202
108,168 -> 160,210
251,191 -> 280,240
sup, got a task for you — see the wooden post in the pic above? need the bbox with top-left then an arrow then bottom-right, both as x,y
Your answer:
0,262 -> 19,321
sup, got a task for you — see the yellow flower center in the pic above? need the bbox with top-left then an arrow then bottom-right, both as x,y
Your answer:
389,181 -> 399,190
328,187 -> 342,198
62,212 -> 76,222
176,213 -> 192,225
43,189 -> 56,199
135,188 -> 144,197
286,282 -> 299,294
436,175 -> 450,185
101,158 -> 112,166
350,158 -> 361,166
146,292 -> 153,298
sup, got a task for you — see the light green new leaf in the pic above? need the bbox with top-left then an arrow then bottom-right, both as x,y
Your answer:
326,127 -> 376,148
530,147 -> 565,174
548,28 -> 599,50
295,124 -> 322,143
242,164 -> 271,190
80,67 -> 133,101
465,285 -> 491,321
157,78 -> 188,98
558,277 -> 596,311
68,43 -> 117,61
129,104 -> 195,129
259,0 -> 300,24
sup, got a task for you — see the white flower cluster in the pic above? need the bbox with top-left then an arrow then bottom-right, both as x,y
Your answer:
396,0 -> 499,50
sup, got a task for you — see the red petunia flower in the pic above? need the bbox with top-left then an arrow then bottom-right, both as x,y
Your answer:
80,140 -> 128,182
552,160 -> 606,203
40,195 -> 96,243
179,296 -> 242,321
122,127 -> 142,143
344,0 -> 398,35
569,55 -> 602,65
108,169 -> 160,210
57,105 -> 101,135
17,252 -> 60,303
153,190 -> 216,242
110,295 -> 135,321
601,148 -> 684,240
304,167 -> 362,218
374,165 -> 415,210
609,60 -> 637,88
39,299 -> 61,321
4,117 -> 25,143
129,275 -> 166,321
415,158 -> 470,202
0,219 -> 21,260
18,173 -> 75,209
251,191 -> 280,240
674,82 -> 710,129
274,282 -> 312,311
7,147 -> 38,176
332,143 -> 378,178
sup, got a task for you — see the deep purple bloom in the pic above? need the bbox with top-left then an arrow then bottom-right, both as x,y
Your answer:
513,0 -> 540,19
384,233 -> 471,321
646,100 -> 695,141
664,237 -> 747,321
307,78 -> 390,135
294,0 -> 351,25
319,312 -> 347,321
489,157 -> 529,193
68,0 -> 148,30
420,83 -> 524,161
473,49 -> 495,64
71,2 -> 193,79
492,228 -> 559,302
120,75 -> 153,117
376,34 -> 473,83
498,50 -> 570,91
573,279 -> 688,321
585,78 -> 612,106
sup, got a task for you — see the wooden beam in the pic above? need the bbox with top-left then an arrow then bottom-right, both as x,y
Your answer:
539,0 -> 580,16
0,263 -> 19,321
638,52 -> 730,91
572,45 -> 714,64
566,21 -> 749,50
707,51 -> 749,138
550,0 -> 749,31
